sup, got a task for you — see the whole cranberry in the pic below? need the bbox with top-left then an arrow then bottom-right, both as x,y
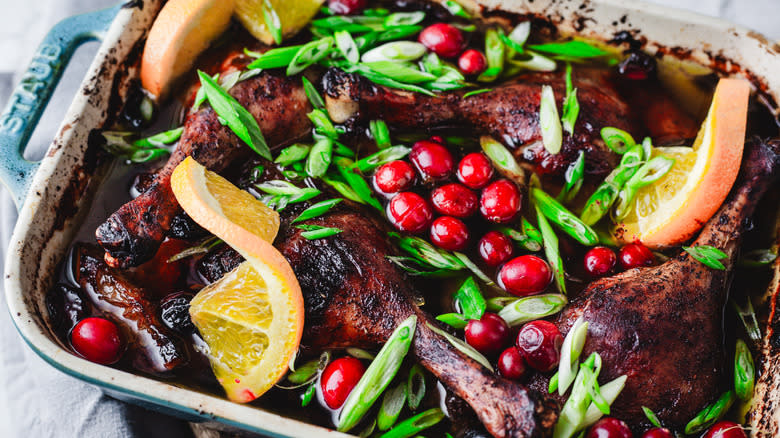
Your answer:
516,320 -> 563,372
431,183 -> 478,218
418,23 -> 464,58
328,0 -> 367,15
480,179 -> 521,223
619,242 -> 655,270
584,246 -> 617,277
458,49 -> 487,75
498,255 -> 552,297
429,135 -> 445,144
457,152 -> 494,189
374,160 -> 416,195
409,140 -> 454,180
465,312 -> 511,355
586,417 -> 632,438
430,216 -> 470,251
320,357 -> 366,409
387,192 -> 433,233
70,317 -> 123,365
478,231 -> 514,266
642,428 -> 674,438
498,347 -> 527,380
702,421 -> 748,438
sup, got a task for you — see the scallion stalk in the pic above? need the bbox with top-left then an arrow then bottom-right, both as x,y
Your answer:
390,233 -> 465,271
614,155 -> 675,220
557,317 -> 589,396
533,188 -> 598,246
477,28 -> 505,82
684,391 -> 736,435
480,136 -> 526,187
287,37 -> 334,76
296,225 -> 343,240
453,277 -> 486,321
561,63 -> 580,135
247,45 -> 303,70
506,51 -> 557,72
436,313 -> 468,329
498,294 -> 568,327
734,339 -> 755,401
362,41 -> 427,62
406,364 -> 426,410
383,11 -> 426,27
426,322 -> 494,371
335,30 -> 360,63
292,198 -> 343,223
370,119 -> 392,149
379,408 -> 444,438
453,252 -> 496,287
580,375 -> 627,428
537,206 -> 566,294
353,145 -> 411,172
557,150 -> 585,204
275,144 -> 311,166
378,382 -> 408,431
601,127 -> 635,154
308,109 -> 339,139
733,299 -> 762,344
302,76 -> 325,109
580,144 -> 643,225
508,21 -> 531,47
540,85 -> 563,154
499,225 -> 543,252
261,0 -> 282,44
305,137 -> 334,177
362,61 -> 437,83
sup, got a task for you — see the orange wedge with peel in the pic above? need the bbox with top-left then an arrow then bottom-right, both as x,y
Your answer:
141,0 -> 235,100
235,0 -> 325,45
171,157 -> 303,402
613,78 -> 750,247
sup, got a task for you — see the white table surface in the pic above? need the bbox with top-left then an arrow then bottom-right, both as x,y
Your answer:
0,0 -> 777,437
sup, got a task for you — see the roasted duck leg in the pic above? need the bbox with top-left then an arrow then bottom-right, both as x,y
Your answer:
550,138 -> 780,428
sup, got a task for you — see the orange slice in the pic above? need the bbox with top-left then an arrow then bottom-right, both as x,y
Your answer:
235,0 -> 325,45
140,0 -> 235,99
171,157 -> 303,402
613,78 -> 750,247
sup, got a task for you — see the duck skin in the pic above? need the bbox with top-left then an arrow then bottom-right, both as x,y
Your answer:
96,67 -> 312,268
546,138 -> 780,428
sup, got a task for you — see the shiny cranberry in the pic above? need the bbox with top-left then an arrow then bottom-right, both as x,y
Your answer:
642,428 -> 674,438
465,313 -> 511,355
584,246 -> 617,277
586,417 -> 632,438
498,255 -> 552,297
702,421 -> 748,438
516,320 -> 563,372
430,216 -> 470,251
418,23 -> 464,58
498,347 -> 527,380
387,192 -> 433,233
458,49 -> 487,75
70,317 -> 123,365
431,183 -> 478,218
618,51 -> 657,81
327,0 -> 367,15
374,160 -> 416,194
429,135 -> 445,144
320,357 -> 366,409
619,242 -> 655,269
457,152 -> 494,189
478,231 -> 514,266
410,140 -> 454,180
480,179 -> 521,223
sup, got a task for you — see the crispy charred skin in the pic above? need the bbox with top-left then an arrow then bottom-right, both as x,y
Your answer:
96,67 -> 312,268
323,67 -> 637,175
542,138 -> 779,429
75,245 -> 188,374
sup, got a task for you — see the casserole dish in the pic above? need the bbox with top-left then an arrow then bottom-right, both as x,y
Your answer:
3,0 -> 779,436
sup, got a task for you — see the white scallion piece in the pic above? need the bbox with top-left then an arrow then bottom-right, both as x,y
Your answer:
540,85 -> 563,154
558,317 -> 589,396
362,41 -> 427,63
508,21 -> 531,46
581,375 -> 628,428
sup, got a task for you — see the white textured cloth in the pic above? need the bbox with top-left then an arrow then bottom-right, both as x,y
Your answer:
0,0 -> 777,437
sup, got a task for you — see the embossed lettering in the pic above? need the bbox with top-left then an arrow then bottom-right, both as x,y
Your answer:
0,115 -> 24,134
38,44 -> 61,60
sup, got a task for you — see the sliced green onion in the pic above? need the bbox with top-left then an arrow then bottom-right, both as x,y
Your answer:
561,63 -> 580,134
338,315 -> 417,432
321,175 -> 364,204
499,225 -> 543,252
498,293 -> 568,327
292,198 -> 343,223
480,136 -> 526,187
353,146 -> 411,173
426,322 -> 493,371
308,109 -> 338,139
421,52 -> 443,76
384,11 -> 425,27
379,408 -> 444,438
363,8 -> 390,16
247,45 -> 303,69
302,76 -> 325,109
554,355 -> 596,438
336,163 -> 384,211
537,206 -> 566,294
256,180 -> 318,196
499,33 -> 526,54
733,299 -> 762,344
275,144 -> 311,166
388,256 -> 455,277
486,296 -> 518,312
296,225 -> 343,240
684,391 -> 736,435
362,61 -> 437,83
305,137 -> 334,177
533,188 -> 598,246
377,25 -> 423,42
581,375 -> 627,429
390,233 -> 465,271
370,119 -> 392,149
341,63 -> 435,96
558,317 -> 588,396
133,127 -> 184,148
580,144 -> 643,225
734,339 -> 755,401
197,71 -> 271,160
614,155 -> 675,219
528,40 -> 607,59
477,28 -> 505,82
683,245 -> 728,270
540,85 -> 563,154
739,248 -> 778,268
358,419 -> 377,438
347,348 -> 375,360
378,382 -> 408,431
261,0 -> 282,44
441,0 -> 471,18
453,277 -> 486,320
453,252 -> 496,287
362,41 -> 427,62
436,313 -> 468,329
333,140 -> 355,157
335,30 -> 360,63
557,151 -> 585,204
508,21 -> 531,48
288,37 -> 334,76
286,358 -> 320,384
601,127 -> 636,154
506,51 -> 557,72
406,364 -> 426,410
463,88 -> 492,98
642,407 -> 662,428
301,383 -> 316,406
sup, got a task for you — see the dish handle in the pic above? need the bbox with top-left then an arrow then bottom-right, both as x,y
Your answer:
0,3 -> 122,210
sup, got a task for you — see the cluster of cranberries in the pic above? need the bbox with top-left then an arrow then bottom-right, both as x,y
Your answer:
584,418 -> 747,438
582,242 -> 655,278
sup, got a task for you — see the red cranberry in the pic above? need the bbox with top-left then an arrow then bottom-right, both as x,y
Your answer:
70,317 -> 123,364
584,246 -> 617,277
702,422 -> 748,438
430,216 -> 470,251
320,357 -> 366,409
429,135 -> 445,144
498,255 -> 552,297
465,312 -> 510,355
431,183 -> 478,218
479,231 -> 514,266
457,152 -> 494,189
642,428 -> 674,438
387,192 -> 433,233
409,140 -> 454,180
498,347 -> 527,380
480,179 -> 521,223
586,417 -> 632,438
373,160 -> 416,194
327,0 -> 367,15
458,49 -> 487,75
515,320 -> 563,372
619,242 -> 655,270
418,23 -> 464,58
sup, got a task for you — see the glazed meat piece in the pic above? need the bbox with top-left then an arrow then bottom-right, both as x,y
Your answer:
96,65 -> 312,268
323,67 -> 637,175
75,245 -> 188,374
548,138 -> 779,428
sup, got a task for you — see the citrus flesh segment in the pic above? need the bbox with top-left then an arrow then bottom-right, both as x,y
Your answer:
613,78 -> 750,247
171,157 -> 303,403
235,0 -> 325,45
140,0 -> 235,99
